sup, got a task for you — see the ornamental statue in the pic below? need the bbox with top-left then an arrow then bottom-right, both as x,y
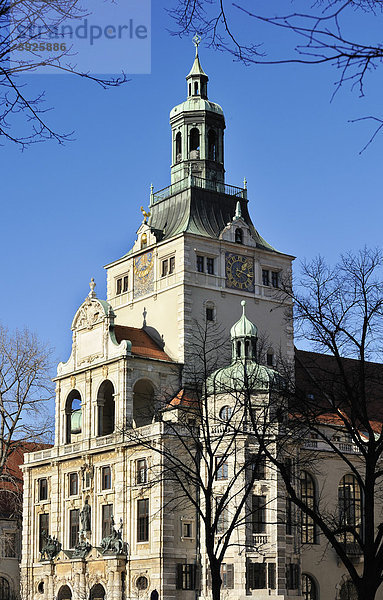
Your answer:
80,499 -> 91,532
100,516 -> 126,555
40,535 -> 62,561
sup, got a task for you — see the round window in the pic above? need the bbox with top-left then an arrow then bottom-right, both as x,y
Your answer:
219,405 -> 232,421
136,576 -> 148,591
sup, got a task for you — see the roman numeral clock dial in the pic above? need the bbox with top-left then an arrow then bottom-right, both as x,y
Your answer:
225,252 -> 255,292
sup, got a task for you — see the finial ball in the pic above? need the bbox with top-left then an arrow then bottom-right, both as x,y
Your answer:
241,300 -> 246,307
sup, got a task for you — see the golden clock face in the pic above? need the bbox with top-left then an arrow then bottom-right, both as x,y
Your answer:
225,253 -> 255,292
133,251 -> 154,298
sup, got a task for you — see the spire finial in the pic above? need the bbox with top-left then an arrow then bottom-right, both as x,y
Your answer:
193,33 -> 201,55
234,200 -> 242,220
241,299 -> 246,315
89,278 -> 96,298
243,177 -> 247,190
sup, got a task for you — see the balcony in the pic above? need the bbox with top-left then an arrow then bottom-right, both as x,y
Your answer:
151,176 -> 247,204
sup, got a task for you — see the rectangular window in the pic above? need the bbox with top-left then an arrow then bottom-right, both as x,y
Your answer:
182,521 -> 193,539
69,509 -> 80,549
286,497 -> 293,535
252,455 -> 266,480
221,564 -> 234,589
169,256 -> 175,274
262,269 -> 270,286
247,562 -> 266,590
136,459 -> 147,484
216,457 -> 228,480
252,495 -> 266,534
102,504 -> 113,540
39,513 -> 49,552
268,563 -> 276,589
137,499 -> 149,542
161,259 -> 168,277
116,278 -> 122,295
101,466 -> 111,490
38,478 -> 48,501
69,473 -> 78,496
176,564 -> 196,590
197,255 -> 204,273
206,257 -> 214,274
3,533 -> 17,558
123,275 -> 129,292
286,563 -> 300,589
271,271 -> 279,288
216,496 -> 228,534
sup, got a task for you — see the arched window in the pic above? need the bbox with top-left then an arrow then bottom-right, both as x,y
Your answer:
133,379 -> 155,428
338,474 -> 362,545
340,580 -> 357,600
194,81 -> 199,95
57,585 -> 72,600
65,390 -> 81,444
236,341 -> 241,358
97,380 -> 115,437
0,577 -> 10,600
245,340 -> 250,358
301,574 -> 317,600
188,83 -> 192,96
190,128 -> 200,153
235,228 -> 243,244
208,129 -> 217,161
301,471 -> 316,543
175,132 -> 182,162
90,584 -> 105,600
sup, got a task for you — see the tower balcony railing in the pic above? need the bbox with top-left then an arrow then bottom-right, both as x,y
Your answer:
151,175 -> 247,204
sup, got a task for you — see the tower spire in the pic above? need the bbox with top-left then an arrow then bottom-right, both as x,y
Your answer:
186,35 -> 208,99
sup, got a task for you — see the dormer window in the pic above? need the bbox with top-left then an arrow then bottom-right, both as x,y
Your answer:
235,228 -> 243,244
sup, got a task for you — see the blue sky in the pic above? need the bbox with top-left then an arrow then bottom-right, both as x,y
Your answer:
1,1 -> 382,367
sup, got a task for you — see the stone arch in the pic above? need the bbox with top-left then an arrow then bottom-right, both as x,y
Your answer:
301,573 -> 318,600
65,390 -> 82,443
97,380 -> 115,437
190,128 -> 200,153
0,576 -> 11,600
133,379 -> 155,428
208,129 -> 217,161
175,131 -> 182,162
57,585 -> 72,600
89,584 -> 105,600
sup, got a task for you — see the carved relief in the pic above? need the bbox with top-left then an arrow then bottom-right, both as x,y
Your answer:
76,298 -> 104,331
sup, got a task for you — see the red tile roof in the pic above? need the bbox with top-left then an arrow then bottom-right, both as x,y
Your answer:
114,326 -> 172,362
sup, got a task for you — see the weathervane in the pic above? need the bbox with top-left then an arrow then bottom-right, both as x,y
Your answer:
140,206 -> 151,224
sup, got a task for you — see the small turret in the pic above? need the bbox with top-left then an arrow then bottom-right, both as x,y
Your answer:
186,34 -> 209,99
230,300 -> 258,361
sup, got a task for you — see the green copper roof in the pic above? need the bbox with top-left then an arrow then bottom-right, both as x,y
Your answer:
170,97 -> 224,118
187,51 -> 208,78
147,186 -> 279,252
230,300 -> 258,339
207,359 -> 283,395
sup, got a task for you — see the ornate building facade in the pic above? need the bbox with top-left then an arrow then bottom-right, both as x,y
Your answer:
20,44 -> 375,600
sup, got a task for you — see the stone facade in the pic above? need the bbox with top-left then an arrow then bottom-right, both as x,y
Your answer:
20,44 -> 381,600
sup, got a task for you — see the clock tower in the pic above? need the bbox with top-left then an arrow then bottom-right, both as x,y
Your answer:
105,44 -> 295,370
